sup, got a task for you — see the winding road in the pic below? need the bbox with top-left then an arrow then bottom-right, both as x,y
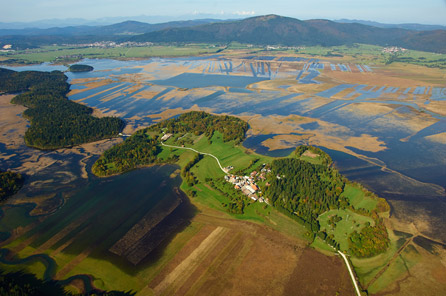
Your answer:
162,141 -> 362,295
161,142 -> 227,174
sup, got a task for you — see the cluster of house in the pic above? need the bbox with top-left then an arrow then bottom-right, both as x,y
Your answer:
382,46 -> 408,54
224,166 -> 271,203
266,45 -> 305,51
62,41 -> 154,48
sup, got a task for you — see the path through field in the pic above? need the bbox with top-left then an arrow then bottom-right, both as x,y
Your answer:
161,142 -> 227,173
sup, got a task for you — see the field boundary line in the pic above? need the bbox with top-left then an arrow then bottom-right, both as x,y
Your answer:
365,237 -> 413,289
153,226 -> 228,295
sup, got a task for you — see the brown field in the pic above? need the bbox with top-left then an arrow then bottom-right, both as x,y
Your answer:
0,94 -> 28,149
137,211 -> 355,296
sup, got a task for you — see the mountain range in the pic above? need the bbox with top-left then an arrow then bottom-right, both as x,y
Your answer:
334,19 -> 446,31
1,15 -> 445,53
130,15 -> 446,53
0,19 -> 221,36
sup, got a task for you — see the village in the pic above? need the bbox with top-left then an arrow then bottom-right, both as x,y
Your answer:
381,46 -> 408,54
160,131 -> 272,204
224,164 -> 271,203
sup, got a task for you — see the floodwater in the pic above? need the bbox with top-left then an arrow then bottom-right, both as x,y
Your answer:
1,56 -> 446,244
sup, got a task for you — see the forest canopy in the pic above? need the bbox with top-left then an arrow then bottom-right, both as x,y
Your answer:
0,68 -> 124,149
92,111 -> 248,176
68,64 -> 94,72
149,111 -> 249,144
0,170 -> 24,201
264,158 -> 347,232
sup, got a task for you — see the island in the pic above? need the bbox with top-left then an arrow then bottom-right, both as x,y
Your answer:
93,111 -> 391,261
0,68 -> 124,149
67,64 -> 94,72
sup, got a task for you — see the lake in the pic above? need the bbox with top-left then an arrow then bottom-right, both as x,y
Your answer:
2,56 -> 445,244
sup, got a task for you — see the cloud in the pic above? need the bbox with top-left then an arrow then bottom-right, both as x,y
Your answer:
234,10 -> 256,16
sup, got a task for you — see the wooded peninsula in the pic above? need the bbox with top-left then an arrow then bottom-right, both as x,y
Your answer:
93,111 -> 390,258
0,68 -> 124,149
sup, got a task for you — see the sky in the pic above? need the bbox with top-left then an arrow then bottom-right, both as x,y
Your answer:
1,0 -> 446,25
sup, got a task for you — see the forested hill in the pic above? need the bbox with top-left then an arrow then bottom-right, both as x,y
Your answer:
132,15 -> 446,54
92,111 -> 248,176
151,111 -> 249,144
0,68 -> 124,149
2,15 -> 445,53
264,147 -> 390,257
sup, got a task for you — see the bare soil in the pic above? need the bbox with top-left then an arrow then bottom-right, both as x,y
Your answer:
144,212 -> 355,296
283,248 -> 356,296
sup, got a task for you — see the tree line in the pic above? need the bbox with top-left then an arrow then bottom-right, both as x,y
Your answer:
93,111 -> 249,176
92,130 -> 161,176
294,145 -> 333,165
0,68 -> 124,149
149,111 -> 248,144
68,64 -> 94,72
348,214 -> 390,257
0,170 -> 24,201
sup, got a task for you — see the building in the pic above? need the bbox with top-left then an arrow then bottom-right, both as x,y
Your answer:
161,133 -> 172,141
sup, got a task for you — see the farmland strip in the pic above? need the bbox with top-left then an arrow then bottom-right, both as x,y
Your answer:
153,226 -> 228,295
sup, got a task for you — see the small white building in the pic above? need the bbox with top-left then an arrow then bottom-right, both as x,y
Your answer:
161,133 -> 172,141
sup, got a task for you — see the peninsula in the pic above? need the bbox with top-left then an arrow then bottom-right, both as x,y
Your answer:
93,111 -> 391,295
0,68 -> 124,149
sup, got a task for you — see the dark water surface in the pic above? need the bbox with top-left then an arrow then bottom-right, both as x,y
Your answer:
2,58 -> 445,244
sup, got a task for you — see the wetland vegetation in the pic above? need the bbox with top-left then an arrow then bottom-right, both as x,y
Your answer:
92,111 -> 249,176
1,41 -> 445,294
94,112 -> 391,259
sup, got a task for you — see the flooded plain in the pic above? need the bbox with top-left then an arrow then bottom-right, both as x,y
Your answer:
1,55 -> 446,292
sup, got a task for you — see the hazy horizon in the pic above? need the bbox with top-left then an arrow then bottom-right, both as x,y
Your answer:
1,0 -> 446,26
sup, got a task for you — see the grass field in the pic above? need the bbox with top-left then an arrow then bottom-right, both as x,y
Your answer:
160,131 -> 312,242
318,209 -> 374,251
0,131 -> 404,295
0,45 -> 223,64
342,184 -> 378,211
367,243 -> 421,294
2,42 -> 446,71
350,230 -> 404,286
